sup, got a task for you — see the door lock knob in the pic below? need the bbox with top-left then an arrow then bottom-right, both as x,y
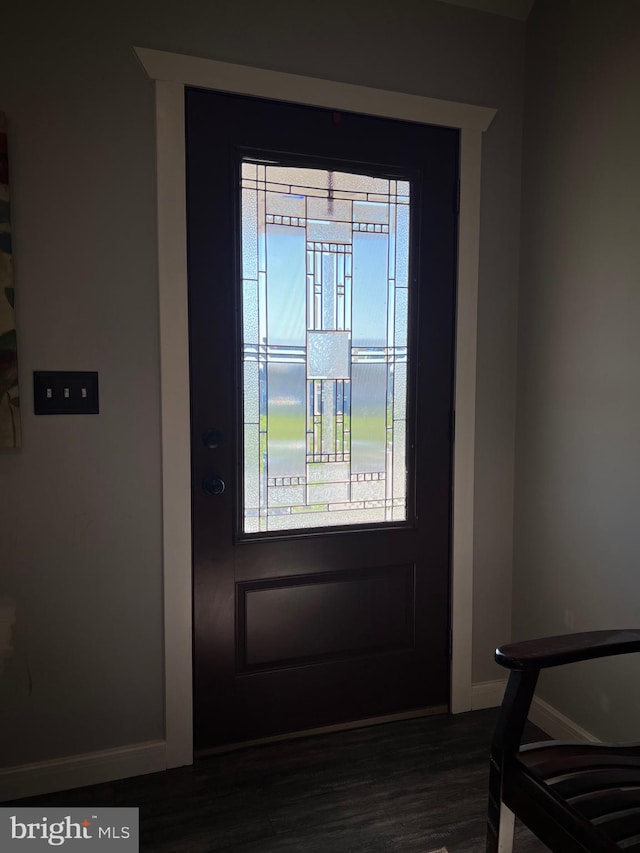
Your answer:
202,474 -> 225,496
202,428 -> 223,449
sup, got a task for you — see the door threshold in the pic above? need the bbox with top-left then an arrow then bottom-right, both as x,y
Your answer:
195,704 -> 449,758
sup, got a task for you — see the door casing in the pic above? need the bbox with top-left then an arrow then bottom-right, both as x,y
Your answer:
135,46 -> 497,769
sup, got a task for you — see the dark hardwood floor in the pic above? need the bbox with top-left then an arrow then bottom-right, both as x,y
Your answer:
9,710 -> 548,852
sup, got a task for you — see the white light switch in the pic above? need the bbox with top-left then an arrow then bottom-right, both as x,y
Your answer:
34,371 -> 100,415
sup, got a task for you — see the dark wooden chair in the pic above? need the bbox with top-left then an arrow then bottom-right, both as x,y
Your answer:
486,630 -> 640,852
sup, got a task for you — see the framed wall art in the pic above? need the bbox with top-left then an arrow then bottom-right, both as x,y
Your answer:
0,111 -> 21,448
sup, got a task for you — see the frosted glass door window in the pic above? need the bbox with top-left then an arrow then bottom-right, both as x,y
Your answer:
241,162 -> 410,533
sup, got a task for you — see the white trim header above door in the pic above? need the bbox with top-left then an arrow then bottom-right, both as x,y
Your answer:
134,46 -> 496,769
135,47 -> 495,133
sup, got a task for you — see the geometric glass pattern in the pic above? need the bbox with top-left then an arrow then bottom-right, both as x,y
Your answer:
241,161 -> 410,533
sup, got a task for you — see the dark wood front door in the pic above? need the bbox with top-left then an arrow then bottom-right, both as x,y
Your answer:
186,87 -> 459,752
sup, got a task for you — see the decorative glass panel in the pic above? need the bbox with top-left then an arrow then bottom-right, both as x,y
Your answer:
307,332 -> 350,379
241,163 -> 410,533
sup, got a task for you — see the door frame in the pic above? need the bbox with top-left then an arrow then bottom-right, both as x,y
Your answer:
134,46 -> 496,768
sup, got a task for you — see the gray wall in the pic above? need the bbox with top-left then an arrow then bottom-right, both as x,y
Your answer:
0,0 -> 523,767
513,0 -> 640,739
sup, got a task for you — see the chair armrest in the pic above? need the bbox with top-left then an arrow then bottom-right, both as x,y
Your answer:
496,629 -> 640,672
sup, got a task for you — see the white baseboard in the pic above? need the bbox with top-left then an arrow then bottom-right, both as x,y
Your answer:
471,680 -> 599,744
0,694 -> 599,802
471,679 -> 507,710
0,740 -> 166,803
529,696 -> 599,743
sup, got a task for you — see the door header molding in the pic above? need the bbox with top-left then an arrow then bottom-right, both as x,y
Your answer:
135,47 -> 496,133
135,46 -> 496,768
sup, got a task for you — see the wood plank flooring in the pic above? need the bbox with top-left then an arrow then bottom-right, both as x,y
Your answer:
9,709 -> 548,852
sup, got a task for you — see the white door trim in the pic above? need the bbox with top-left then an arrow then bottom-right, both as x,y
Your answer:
136,47 -> 496,768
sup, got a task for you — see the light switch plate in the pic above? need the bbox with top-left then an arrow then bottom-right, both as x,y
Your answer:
33,371 -> 99,415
